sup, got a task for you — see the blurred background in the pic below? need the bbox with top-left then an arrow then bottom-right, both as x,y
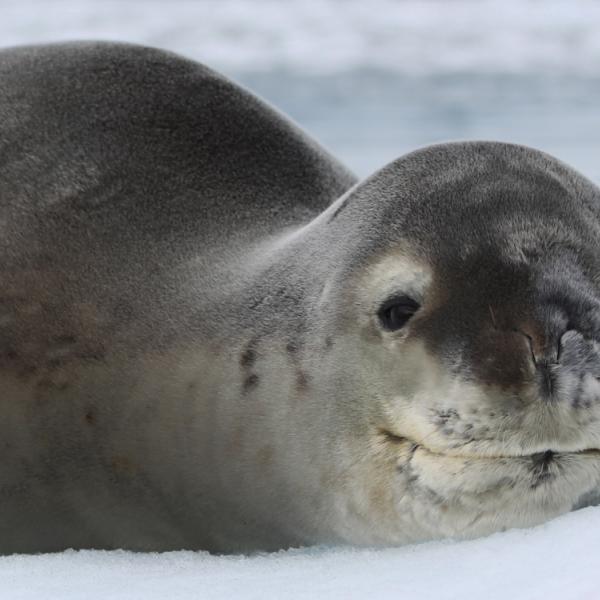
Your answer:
2,0 -> 600,180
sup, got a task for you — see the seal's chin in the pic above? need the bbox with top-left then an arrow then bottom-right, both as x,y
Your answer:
376,428 -> 600,541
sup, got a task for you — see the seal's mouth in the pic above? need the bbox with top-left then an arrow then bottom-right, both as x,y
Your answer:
380,429 -> 600,460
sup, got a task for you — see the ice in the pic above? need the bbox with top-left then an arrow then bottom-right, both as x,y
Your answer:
1,507 -> 599,599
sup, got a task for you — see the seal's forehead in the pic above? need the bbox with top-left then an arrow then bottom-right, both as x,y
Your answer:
379,141 -> 584,189
335,142 -> 600,298
360,142 -> 600,264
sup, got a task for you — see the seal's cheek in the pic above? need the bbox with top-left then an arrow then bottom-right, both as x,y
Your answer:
406,450 -> 519,507
408,302 -> 536,393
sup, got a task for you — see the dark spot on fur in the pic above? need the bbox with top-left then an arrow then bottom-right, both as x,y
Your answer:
407,471 -> 419,485
286,341 -> 299,354
324,336 -> 333,351
243,373 -> 259,392
572,377 -> 593,409
295,370 -> 310,392
240,348 -> 255,368
240,340 -> 257,368
530,451 -> 555,488
84,410 -> 95,425
398,443 -> 419,481
420,486 -> 447,506
433,409 -> 460,434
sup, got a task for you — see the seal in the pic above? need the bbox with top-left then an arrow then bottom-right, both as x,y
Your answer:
1,41 -> 600,554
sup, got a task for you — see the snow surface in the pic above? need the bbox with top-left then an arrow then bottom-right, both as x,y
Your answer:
2,507 -> 599,599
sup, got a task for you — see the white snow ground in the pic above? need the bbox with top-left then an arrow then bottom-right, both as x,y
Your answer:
2,507 -> 599,600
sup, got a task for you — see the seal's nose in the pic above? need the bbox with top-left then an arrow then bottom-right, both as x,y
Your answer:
516,308 -> 569,368
515,322 -> 563,399
517,319 -> 600,403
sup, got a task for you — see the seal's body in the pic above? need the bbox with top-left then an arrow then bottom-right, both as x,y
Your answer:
1,42 -> 600,553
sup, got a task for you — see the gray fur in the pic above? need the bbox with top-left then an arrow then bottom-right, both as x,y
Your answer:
1,42 -> 600,553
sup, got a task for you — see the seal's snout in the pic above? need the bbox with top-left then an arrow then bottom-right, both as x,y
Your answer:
510,316 -> 600,406
515,320 -> 568,400
546,329 -> 600,407
517,317 -> 600,405
449,296 -> 600,410
516,312 -> 565,368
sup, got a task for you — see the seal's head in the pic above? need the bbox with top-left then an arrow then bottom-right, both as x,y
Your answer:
309,141 -> 600,544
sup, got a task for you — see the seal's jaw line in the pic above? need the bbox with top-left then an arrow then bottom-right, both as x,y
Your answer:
379,428 -> 600,460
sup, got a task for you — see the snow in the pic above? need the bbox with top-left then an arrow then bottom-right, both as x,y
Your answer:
2,507 -> 599,599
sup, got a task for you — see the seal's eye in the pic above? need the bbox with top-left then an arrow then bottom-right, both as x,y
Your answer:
378,296 -> 420,331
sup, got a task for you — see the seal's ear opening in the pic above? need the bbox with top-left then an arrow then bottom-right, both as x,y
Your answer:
377,295 -> 420,331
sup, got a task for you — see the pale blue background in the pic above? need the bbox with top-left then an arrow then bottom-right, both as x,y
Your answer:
2,0 -> 599,180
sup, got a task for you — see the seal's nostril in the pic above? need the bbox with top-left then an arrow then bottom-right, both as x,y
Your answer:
514,325 -> 566,368
512,327 -> 543,367
556,327 -> 576,364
